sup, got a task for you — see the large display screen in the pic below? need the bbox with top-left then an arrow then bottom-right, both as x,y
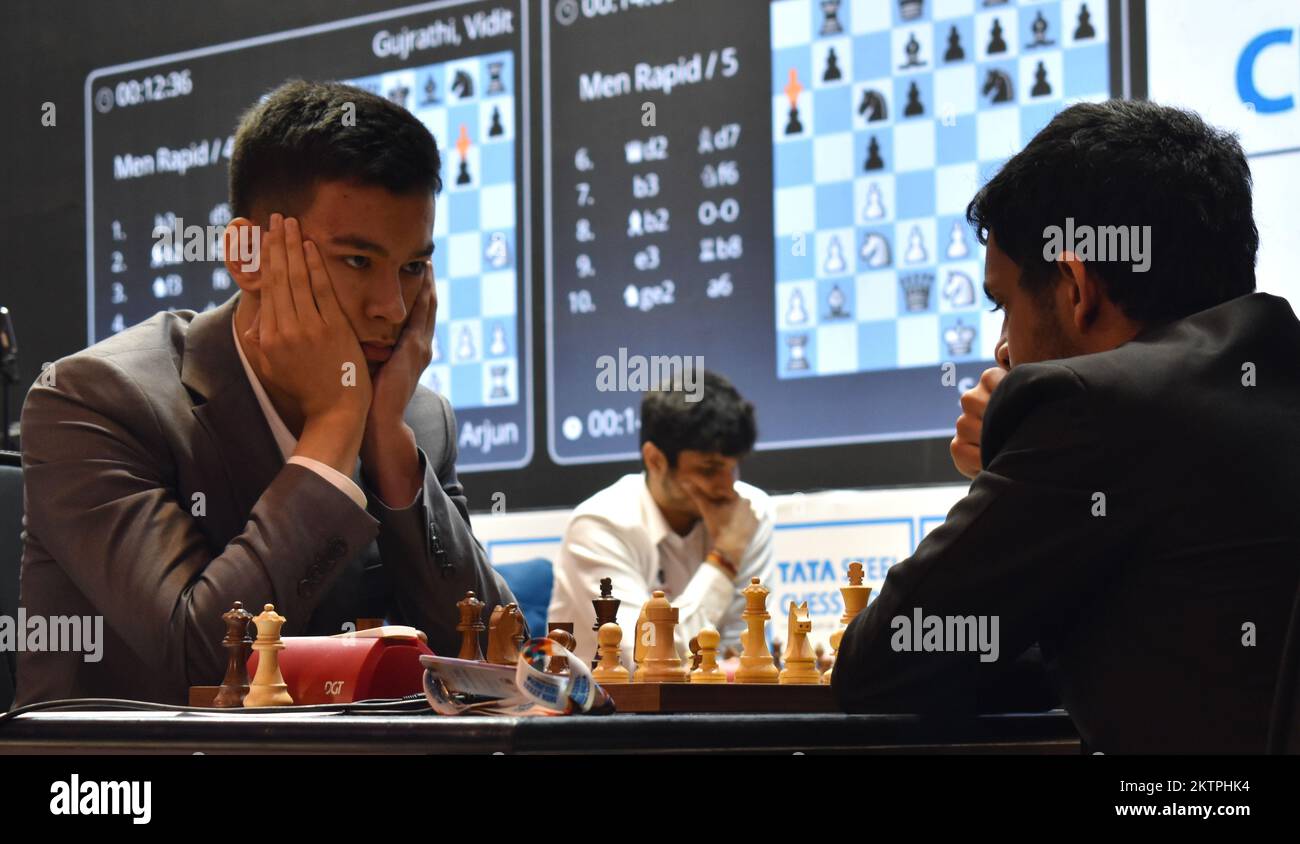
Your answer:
545,0 -> 1119,464
84,0 -> 1133,480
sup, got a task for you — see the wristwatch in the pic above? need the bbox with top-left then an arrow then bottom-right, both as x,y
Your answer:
706,548 -> 738,577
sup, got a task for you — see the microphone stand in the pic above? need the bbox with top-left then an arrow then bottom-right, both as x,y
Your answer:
0,307 -> 17,452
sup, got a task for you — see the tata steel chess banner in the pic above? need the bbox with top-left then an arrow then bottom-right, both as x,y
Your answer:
473,483 -> 968,651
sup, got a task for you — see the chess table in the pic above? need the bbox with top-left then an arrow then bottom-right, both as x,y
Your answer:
0,709 -> 1079,754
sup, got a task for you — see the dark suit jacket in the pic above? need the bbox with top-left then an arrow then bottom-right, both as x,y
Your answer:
15,295 -> 517,706
833,292 -> 1300,753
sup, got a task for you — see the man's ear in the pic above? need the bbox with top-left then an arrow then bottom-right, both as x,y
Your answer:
642,441 -> 666,477
222,218 -> 264,294
1057,251 -> 1104,332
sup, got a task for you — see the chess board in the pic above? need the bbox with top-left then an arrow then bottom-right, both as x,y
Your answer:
347,50 -> 520,409
603,682 -> 838,713
771,0 -> 1110,377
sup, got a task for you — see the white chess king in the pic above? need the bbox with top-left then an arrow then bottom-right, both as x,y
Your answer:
944,320 -> 976,356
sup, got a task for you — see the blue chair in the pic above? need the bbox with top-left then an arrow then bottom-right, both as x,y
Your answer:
493,558 -> 553,639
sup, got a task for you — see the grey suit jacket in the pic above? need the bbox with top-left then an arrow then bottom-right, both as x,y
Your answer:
15,295 -> 517,706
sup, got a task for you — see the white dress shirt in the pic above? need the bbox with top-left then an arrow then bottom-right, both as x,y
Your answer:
547,472 -> 775,667
232,319 -> 368,510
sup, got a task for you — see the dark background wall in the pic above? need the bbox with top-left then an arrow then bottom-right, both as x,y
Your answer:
0,0 -> 968,512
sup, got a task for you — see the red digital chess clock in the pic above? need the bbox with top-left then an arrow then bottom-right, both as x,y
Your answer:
246,626 -> 435,704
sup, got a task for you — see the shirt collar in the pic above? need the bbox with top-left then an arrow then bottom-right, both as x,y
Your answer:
639,472 -> 706,550
639,473 -> 673,549
231,317 -> 297,461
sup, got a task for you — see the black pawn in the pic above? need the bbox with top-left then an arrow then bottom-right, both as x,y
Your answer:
1075,3 -> 1096,40
488,106 -> 504,137
944,25 -> 965,62
823,47 -> 842,82
785,103 -> 803,135
1031,61 -> 1052,97
988,18 -> 1007,54
456,157 -> 472,185
903,81 -> 924,117
864,136 -> 884,171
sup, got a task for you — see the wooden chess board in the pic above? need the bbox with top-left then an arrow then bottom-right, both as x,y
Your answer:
190,681 -> 841,713
602,682 -> 838,713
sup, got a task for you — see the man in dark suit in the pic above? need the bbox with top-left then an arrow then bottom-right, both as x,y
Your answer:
15,81 -> 516,705
833,100 -> 1300,753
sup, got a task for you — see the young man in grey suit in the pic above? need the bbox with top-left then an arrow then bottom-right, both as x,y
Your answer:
15,80 -> 517,706
833,100 -> 1300,753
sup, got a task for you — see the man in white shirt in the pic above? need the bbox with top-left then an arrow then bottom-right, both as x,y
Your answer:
548,372 -> 775,666
15,81 -> 515,705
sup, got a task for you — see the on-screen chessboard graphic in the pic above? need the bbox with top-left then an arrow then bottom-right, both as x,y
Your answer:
347,50 -> 520,409
771,0 -> 1109,377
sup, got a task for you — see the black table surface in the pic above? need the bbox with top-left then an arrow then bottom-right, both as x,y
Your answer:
0,709 -> 1080,754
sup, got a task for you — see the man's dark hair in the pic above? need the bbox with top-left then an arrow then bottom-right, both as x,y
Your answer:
229,79 -> 442,219
966,99 -> 1257,324
640,370 -> 757,467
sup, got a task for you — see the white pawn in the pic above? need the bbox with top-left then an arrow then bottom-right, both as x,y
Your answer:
786,289 -> 808,324
456,326 -> 476,360
863,183 -> 885,221
824,235 -> 847,275
690,627 -> 727,684
946,220 -> 969,259
484,231 -> 510,268
591,622 -> 630,684
904,225 -> 928,264
489,322 -> 507,356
